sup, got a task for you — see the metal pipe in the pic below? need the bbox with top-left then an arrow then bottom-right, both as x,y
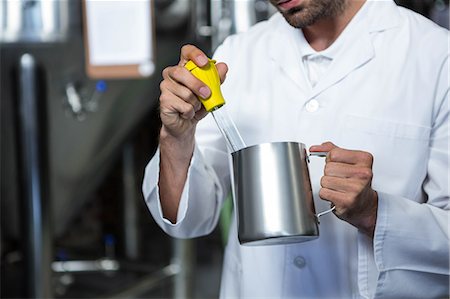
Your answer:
18,53 -> 52,298
173,238 -> 195,299
122,142 -> 139,260
52,259 -> 120,273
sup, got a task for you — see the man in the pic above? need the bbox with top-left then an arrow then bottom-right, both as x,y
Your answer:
143,0 -> 449,297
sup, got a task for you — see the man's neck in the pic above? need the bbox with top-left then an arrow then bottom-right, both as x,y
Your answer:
303,0 -> 366,52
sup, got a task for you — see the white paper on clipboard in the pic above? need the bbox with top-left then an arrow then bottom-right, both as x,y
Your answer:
85,0 -> 154,75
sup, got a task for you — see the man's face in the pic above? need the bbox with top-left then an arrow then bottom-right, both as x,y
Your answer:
269,0 -> 349,28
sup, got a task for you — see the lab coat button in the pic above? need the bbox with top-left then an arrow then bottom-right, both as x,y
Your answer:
293,256 -> 306,269
305,99 -> 319,112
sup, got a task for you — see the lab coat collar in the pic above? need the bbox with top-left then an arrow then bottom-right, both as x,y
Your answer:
268,0 -> 401,98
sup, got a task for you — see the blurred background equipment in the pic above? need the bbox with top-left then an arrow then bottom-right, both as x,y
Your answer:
1,0 -> 447,298
1,0 -> 194,297
396,0 -> 449,28
0,0 -> 69,43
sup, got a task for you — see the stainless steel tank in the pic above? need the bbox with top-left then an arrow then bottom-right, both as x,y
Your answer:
0,0 -> 69,43
0,0 -> 193,239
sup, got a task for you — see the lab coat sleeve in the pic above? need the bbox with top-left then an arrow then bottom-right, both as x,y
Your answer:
372,56 -> 450,298
141,42 -> 233,239
142,143 -> 227,238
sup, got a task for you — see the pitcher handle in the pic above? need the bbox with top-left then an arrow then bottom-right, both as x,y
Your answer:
316,204 -> 336,219
309,151 -> 328,158
309,151 -> 336,223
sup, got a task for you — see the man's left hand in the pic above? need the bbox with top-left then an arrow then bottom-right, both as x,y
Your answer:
310,142 -> 378,238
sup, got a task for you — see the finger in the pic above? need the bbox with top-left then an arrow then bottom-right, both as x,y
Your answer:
179,44 -> 209,67
328,148 -> 374,167
318,188 -> 351,218
162,67 -> 170,80
320,176 -> 363,193
319,187 -> 345,204
215,62 -> 229,84
160,91 -> 196,121
166,65 -> 211,99
194,106 -> 208,121
309,141 -> 338,153
161,79 -> 202,112
324,162 -> 373,180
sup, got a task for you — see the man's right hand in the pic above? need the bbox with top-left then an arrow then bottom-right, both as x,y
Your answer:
157,45 -> 228,223
159,44 -> 228,140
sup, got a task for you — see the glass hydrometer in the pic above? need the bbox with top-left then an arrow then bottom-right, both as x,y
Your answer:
185,60 -> 246,152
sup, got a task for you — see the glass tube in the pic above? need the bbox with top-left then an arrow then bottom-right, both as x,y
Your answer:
210,106 -> 246,152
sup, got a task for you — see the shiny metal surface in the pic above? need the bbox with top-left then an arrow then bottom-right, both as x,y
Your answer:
52,258 -> 120,273
0,0 -> 69,43
232,142 -> 319,246
1,0 -> 196,238
203,0 -> 276,50
18,53 -> 53,298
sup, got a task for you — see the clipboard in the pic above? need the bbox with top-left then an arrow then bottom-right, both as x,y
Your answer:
82,0 -> 155,79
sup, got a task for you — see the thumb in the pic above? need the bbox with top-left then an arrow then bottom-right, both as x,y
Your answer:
215,62 -> 228,84
309,141 -> 338,153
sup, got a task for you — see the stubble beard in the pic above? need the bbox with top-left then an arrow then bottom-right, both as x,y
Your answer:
280,0 -> 349,29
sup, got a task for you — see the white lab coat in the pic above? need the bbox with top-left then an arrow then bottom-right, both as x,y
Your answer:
143,1 -> 449,298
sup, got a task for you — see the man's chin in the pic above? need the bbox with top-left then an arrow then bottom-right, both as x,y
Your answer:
282,10 -> 313,29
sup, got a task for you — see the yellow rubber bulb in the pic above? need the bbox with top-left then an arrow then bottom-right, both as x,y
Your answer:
185,59 -> 226,112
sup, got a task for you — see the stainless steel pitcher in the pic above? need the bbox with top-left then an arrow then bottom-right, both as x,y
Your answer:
232,142 -> 335,246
